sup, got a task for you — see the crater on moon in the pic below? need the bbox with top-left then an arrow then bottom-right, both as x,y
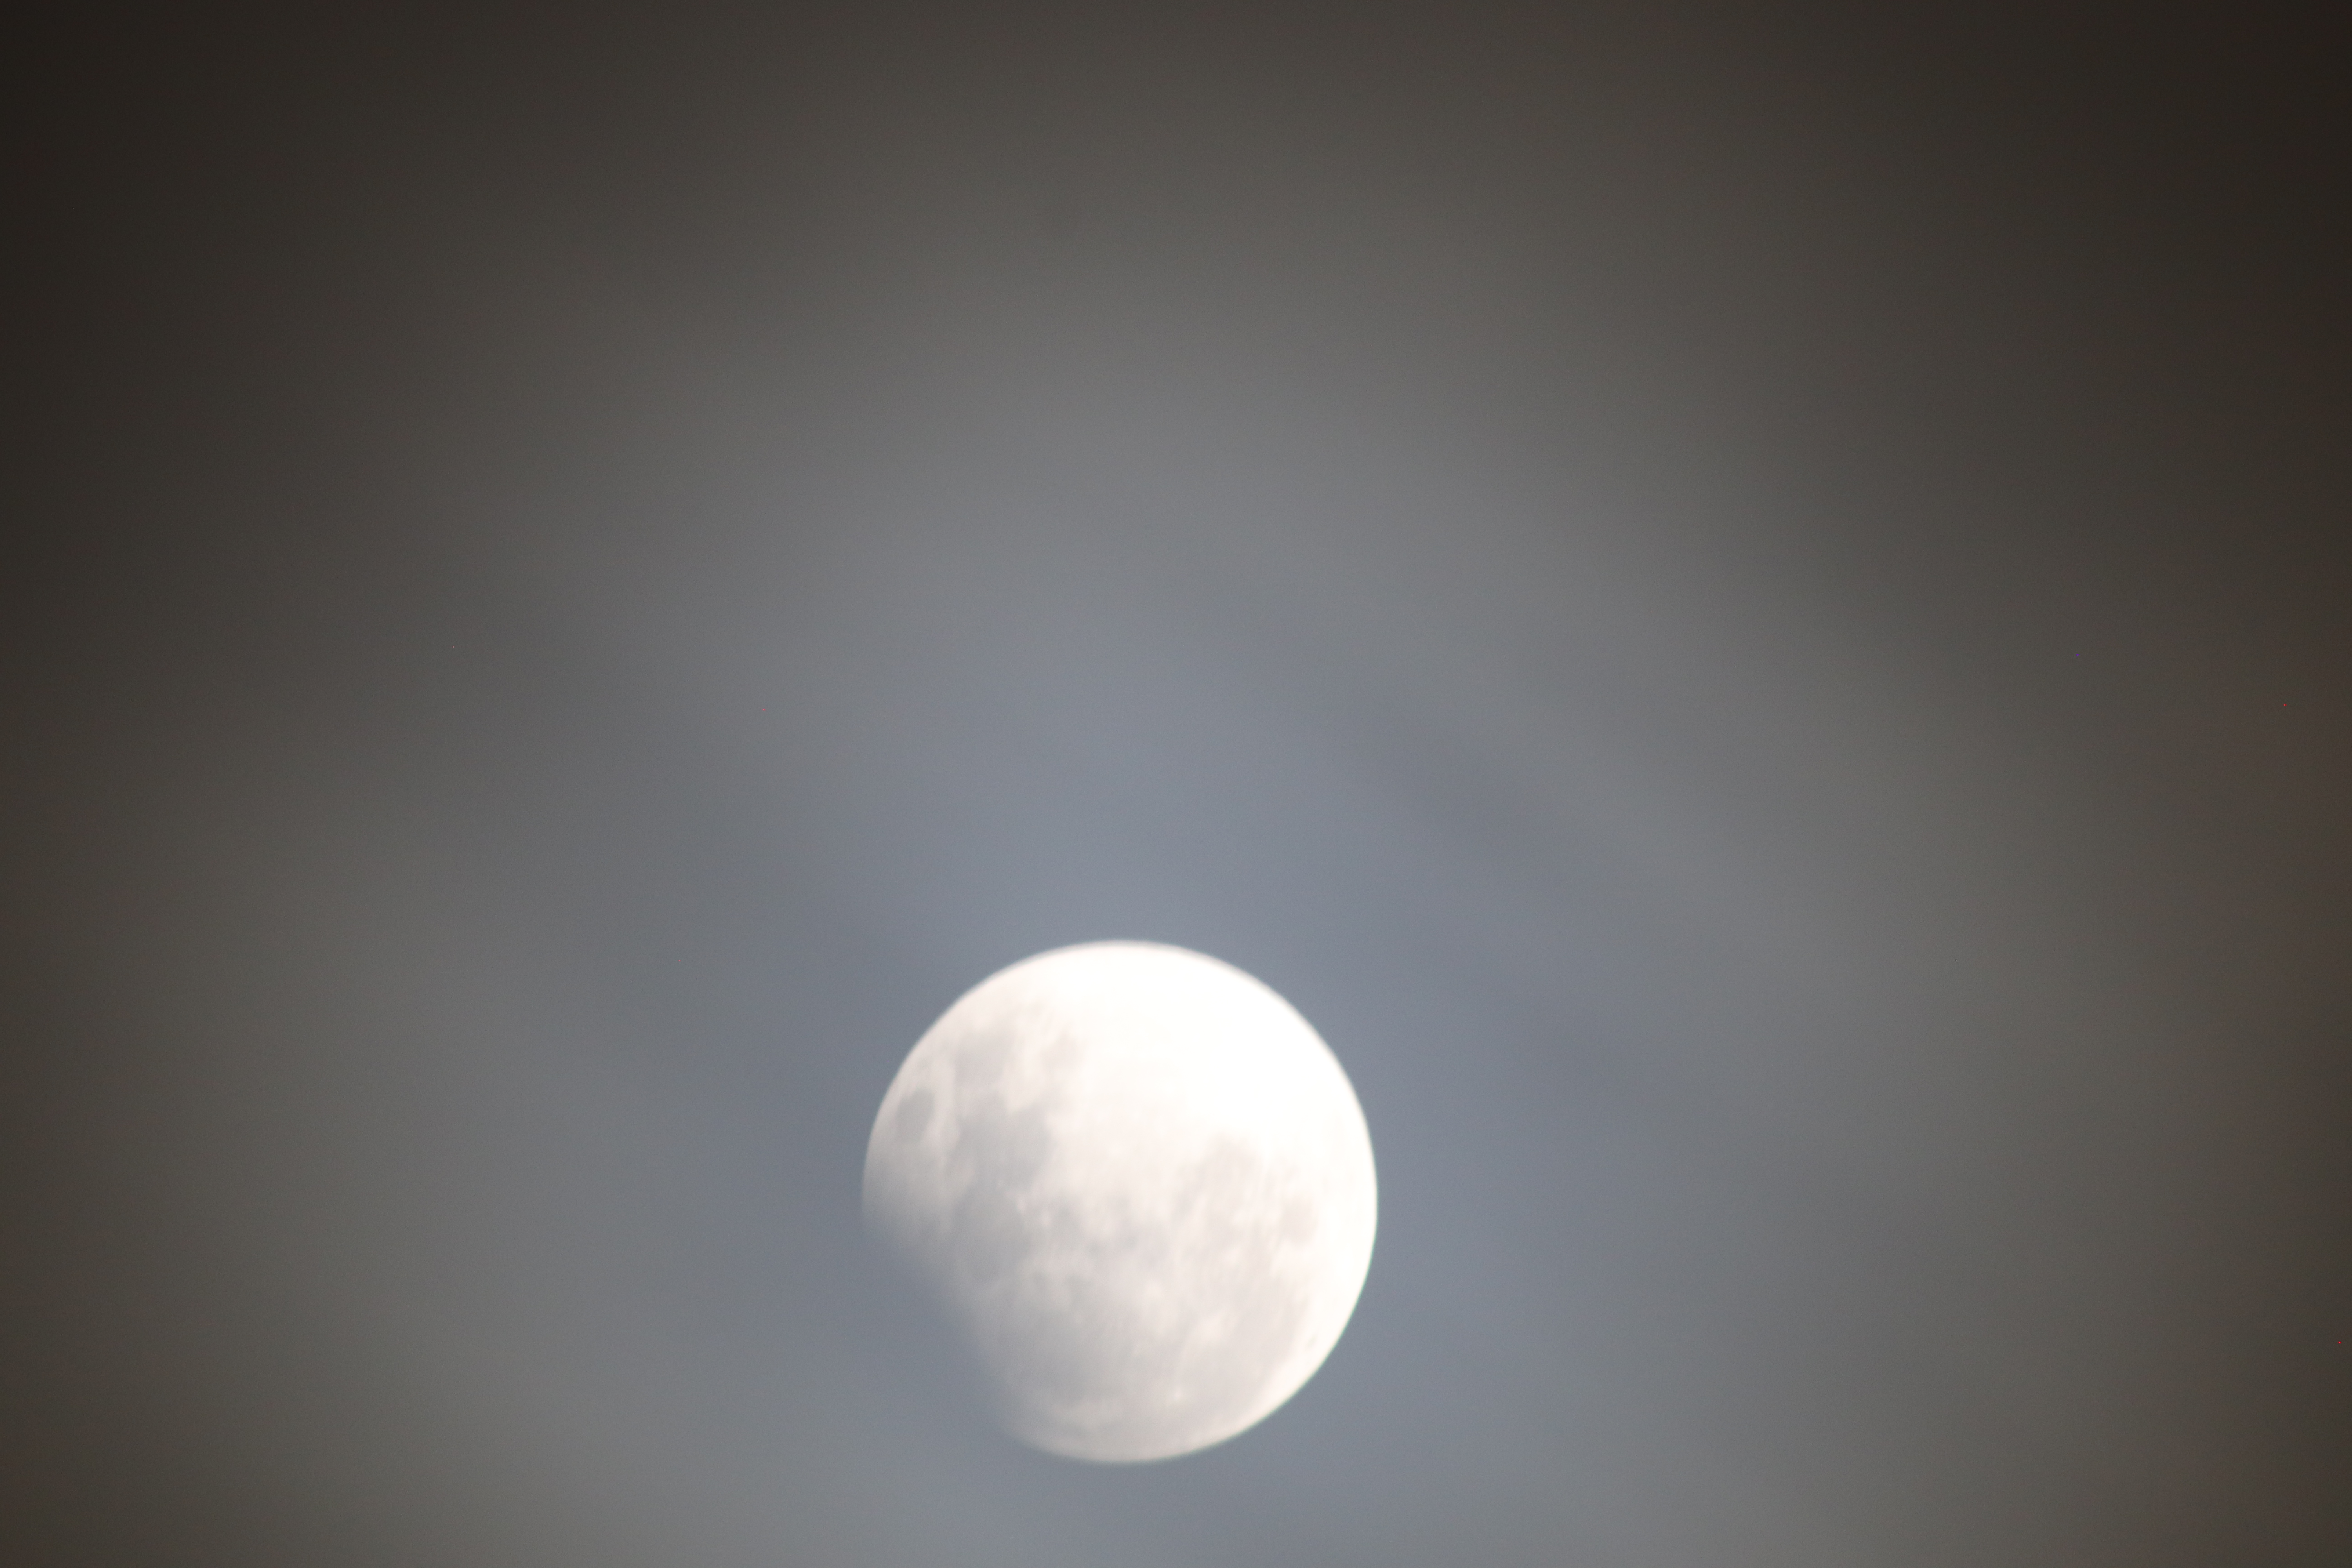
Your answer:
864,941 -> 1378,1463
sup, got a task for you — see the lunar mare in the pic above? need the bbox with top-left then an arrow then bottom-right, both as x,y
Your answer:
863,942 -> 1377,1463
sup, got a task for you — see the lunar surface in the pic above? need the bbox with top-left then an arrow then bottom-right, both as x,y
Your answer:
863,942 -> 1377,1463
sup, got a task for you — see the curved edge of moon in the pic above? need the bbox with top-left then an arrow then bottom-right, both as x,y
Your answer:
863,941 -> 1376,1462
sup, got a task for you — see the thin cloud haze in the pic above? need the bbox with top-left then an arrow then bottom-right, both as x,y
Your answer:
11,7 -> 2348,1567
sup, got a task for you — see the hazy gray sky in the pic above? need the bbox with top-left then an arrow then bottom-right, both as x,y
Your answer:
14,6 -> 2349,1566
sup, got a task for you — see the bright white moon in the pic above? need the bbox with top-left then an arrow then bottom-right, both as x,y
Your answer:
863,941 -> 1377,1463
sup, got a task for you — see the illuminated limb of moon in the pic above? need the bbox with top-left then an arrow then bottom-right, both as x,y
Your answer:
863,942 -> 1377,1463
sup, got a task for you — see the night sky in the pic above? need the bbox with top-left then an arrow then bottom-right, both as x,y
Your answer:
13,5 -> 2350,1565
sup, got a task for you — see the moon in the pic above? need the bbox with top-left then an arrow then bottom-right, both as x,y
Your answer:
863,941 -> 1377,1463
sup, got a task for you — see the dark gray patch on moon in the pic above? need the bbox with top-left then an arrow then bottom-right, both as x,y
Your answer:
890,1087 -> 933,1144
944,1090 -> 1058,1290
